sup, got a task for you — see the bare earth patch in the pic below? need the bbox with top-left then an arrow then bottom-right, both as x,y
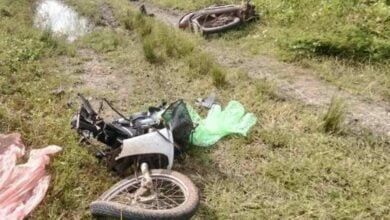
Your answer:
99,3 -> 118,27
76,49 -> 134,106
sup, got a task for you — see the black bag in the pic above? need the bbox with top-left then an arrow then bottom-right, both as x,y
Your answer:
162,100 -> 194,153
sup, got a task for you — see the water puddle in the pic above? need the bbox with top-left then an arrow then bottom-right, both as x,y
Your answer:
34,0 -> 92,41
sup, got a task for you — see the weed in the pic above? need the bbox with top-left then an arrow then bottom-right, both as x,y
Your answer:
0,8 -> 11,17
39,29 -> 75,56
125,12 -> 194,63
123,10 -> 134,30
290,27 -> 390,61
255,79 -> 281,101
322,96 -> 346,134
138,20 -> 153,37
142,36 -> 159,63
211,66 -> 227,88
149,0 -> 390,100
158,27 -> 176,57
4,0 -> 387,219
123,11 -> 152,36
260,128 -> 295,148
188,53 -> 214,76
151,25 -> 194,59
82,28 -> 123,52
39,29 -> 58,48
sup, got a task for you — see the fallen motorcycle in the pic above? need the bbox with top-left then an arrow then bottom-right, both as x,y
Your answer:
179,0 -> 257,35
71,94 -> 199,220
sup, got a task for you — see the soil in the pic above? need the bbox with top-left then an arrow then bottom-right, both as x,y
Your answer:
99,3 -> 118,27
62,49 -> 135,119
130,1 -> 390,136
77,49 -> 132,99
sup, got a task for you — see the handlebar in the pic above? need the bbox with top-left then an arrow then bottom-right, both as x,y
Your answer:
102,98 -> 129,120
77,93 -> 97,117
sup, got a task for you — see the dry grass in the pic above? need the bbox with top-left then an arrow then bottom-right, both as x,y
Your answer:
148,0 -> 390,102
1,0 -> 389,219
210,66 -> 227,88
322,96 -> 346,134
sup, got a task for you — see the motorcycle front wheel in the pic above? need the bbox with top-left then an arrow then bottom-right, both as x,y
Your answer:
90,169 -> 199,220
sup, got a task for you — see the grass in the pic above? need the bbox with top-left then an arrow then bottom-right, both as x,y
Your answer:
289,27 -> 390,61
121,10 -> 196,63
82,28 -> 124,53
2,0 -> 389,219
187,53 -> 214,76
210,66 -> 227,87
322,97 -> 346,134
0,1 -> 115,219
148,0 -> 390,102
142,35 -> 160,63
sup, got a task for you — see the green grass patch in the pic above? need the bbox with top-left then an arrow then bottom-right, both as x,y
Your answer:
290,26 -> 390,61
211,66 -> 227,88
322,97 -> 346,134
187,53 -> 215,76
123,11 -> 195,62
0,1 -> 115,219
142,35 -> 160,63
5,0 -> 388,219
255,78 -> 281,101
149,0 -> 390,101
82,28 -> 124,53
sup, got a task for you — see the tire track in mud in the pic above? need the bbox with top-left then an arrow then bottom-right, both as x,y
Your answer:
130,1 -> 390,136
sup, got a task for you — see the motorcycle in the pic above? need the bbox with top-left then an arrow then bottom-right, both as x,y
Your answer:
71,94 -> 199,220
179,0 -> 257,35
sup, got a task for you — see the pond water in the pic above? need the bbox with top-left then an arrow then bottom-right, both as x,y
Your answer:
34,0 -> 91,41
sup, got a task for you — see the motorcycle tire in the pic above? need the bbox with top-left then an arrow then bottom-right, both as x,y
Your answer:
90,169 -> 199,220
192,16 -> 241,35
178,5 -> 240,29
181,5 -> 242,35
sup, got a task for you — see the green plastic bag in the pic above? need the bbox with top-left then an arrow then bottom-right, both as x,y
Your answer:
188,101 -> 257,147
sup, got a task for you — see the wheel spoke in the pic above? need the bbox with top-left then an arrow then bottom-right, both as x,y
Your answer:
159,198 -> 175,209
159,194 -> 181,206
108,175 -> 186,210
160,183 -> 180,195
155,194 -> 160,210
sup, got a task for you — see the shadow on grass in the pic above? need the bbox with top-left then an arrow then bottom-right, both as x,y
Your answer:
195,202 -> 219,220
205,21 -> 259,41
173,146 -> 227,219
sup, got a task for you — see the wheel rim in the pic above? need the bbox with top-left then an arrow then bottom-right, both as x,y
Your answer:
105,175 -> 188,210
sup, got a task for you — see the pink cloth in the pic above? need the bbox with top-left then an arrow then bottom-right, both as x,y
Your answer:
0,133 -> 62,220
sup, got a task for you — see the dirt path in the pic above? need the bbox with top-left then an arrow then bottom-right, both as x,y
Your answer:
130,1 -> 390,136
61,48 -> 135,118
99,3 -> 118,27
77,49 -> 133,99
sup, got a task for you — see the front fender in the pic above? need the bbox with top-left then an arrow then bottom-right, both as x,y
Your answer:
115,129 -> 174,169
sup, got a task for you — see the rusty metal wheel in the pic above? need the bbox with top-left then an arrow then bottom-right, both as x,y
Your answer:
90,169 -> 199,220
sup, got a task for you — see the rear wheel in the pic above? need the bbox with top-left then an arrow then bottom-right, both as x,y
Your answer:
91,169 -> 199,220
195,16 -> 241,35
